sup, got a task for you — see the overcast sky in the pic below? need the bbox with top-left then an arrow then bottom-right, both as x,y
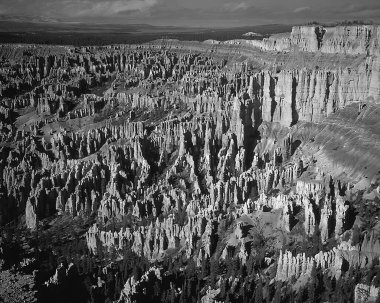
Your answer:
0,0 -> 379,27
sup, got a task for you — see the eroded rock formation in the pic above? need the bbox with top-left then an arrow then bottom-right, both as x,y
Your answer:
0,24 -> 379,302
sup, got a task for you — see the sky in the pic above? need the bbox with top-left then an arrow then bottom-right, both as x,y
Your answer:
0,0 -> 379,27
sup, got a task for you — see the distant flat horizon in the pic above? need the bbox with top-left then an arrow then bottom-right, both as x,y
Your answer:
0,18 -> 377,33
0,0 -> 379,28
0,19 -> 295,31
0,21 -> 293,46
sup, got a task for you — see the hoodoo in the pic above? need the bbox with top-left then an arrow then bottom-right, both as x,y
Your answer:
0,24 -> 379,303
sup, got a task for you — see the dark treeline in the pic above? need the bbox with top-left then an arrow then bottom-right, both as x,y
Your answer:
34,240 -> 380,303
0,24 -> 293,46
0,219 -> 375,303
2,205 -> 380,303
306,20 -> 375,27
0,32 -> 264,46
0,25 -> 295,46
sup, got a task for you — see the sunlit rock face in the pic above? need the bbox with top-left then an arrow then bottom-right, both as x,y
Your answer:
0,24 -> 380,303
253,25 -> 380,56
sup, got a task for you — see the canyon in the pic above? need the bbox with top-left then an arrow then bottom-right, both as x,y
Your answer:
0,24 -> 380,303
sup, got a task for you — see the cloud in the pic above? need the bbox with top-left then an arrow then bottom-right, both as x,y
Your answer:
224,2 -> 250,12
68,0 -> 157,17
293,6 -> 311,13
338,3 -> 380,14
0,0 -> 380,27
0,0 -> 158,18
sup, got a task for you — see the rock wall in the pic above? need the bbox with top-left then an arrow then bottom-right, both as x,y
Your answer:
252,25 -> 380,56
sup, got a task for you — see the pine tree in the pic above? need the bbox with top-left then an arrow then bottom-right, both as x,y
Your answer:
210,258 -> 218,287
308,265 -> 318,303
220,279 -> 226,298
254,278 -> 263,303
273,281 -> 282,303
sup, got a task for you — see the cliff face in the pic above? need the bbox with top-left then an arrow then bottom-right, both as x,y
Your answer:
254,63 -> 377,126
247,26 -> 380,127
321,26 -> 378,55
254,25 -> 380,56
